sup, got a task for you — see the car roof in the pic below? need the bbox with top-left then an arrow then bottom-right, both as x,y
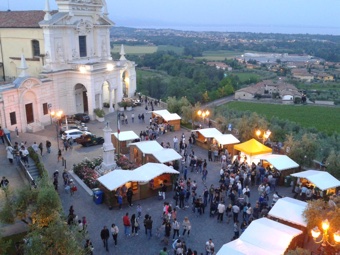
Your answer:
64,129 -> 82,133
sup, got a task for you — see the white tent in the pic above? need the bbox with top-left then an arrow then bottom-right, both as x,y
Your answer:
151,148 -> 182,163
162,113 -> 181,121
214,134 -> 240,146
291,170 -> 340,191
194,128 -> 222,138
152,109 -> 171,116
112,131 -> 139,141
217,239 -> 273,255
98,163 -> 179,191
268,197 -> 307,227
254,154 -> 299,171
240,218 -> 302,255
130,140 -> 163,154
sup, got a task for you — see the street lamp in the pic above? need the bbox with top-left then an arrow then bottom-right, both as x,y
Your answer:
50,110 -> 63,149
255,129 -> 271,144
197,109 -> 210,126
311,219 -> 340,247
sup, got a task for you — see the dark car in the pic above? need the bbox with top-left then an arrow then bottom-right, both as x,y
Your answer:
75,134 -> 104,147
73,113 -> 90,123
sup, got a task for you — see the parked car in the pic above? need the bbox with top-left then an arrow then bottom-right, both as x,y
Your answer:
59,123 -> 89,135
61,129 -> 91,140
75,134 -> 104,147
73,113 -> 90,123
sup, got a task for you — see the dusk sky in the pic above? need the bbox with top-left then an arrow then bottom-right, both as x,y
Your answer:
2,0 -> 340,34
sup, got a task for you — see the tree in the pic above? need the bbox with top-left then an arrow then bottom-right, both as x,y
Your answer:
325,150 -> 340,179
236,113 -> 268,142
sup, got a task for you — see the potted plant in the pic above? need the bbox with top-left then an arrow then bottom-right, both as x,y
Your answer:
126,101 -> 133,111
118,101 -> 127,112
94,108 -> 105,122
103,102 -> 110,108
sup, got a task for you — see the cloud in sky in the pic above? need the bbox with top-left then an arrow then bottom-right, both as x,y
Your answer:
2,0 -> 339,34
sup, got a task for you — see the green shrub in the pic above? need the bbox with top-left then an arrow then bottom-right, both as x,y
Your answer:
94,108 -> 105,117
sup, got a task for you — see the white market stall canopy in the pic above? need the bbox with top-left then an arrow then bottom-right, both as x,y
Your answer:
194,128 -> 222,138
152,110 -> 181,121
268,197 -> 307,227
151,148 -> 182,163
254,154 -> 299,171
130,140 -> 163,154
98,163 -> 179,191
214,134 -> 240,146
112,131 -> 139,141
291,170 -> 340,191
217,239 -> 273,255
239,218 -> 302,255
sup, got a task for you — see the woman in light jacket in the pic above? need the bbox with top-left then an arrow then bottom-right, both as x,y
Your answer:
182,216 -> 191,237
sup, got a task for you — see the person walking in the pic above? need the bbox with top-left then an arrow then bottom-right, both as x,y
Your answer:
84,239 -> 94,255
205,239 -> 215,255
111,223 -> 119,247
145,215 -> 153,240
38,142 -> 43,156
123,212 -> 131,237
15,126 -> 19,137
232,204 -> 240,223
58,149 -> 62,162
172,218 -> 180,240
182,217 -> 191,237
233,220 -> 240,239
100,226 -> 110,252
46,140 -> 51,153
217,201 -> 226,223
127,188 -> 133,207
6,145 -> 14,164
131,214 -> 139,236
131,113 -> 135,123
0,176 -> 9,190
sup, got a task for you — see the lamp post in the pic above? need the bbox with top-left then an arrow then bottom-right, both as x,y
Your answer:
50,110 -> 63,150
311,219 -> 340,251
197,109 -> 210,127
255,129 -> 271,144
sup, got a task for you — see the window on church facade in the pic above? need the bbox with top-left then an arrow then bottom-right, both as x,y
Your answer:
10,112 -> 17,125
79,36 -> 87,57
43,103 -> 48,115
32,40 -> 40,57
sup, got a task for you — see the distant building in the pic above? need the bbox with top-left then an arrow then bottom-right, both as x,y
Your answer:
291,69 -> 314,82
0,0 -> 136,132
235,80 -> 300,104
206,62 -> 232,71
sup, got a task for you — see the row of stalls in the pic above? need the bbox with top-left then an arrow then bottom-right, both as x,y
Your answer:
217,197 -> 307,255
193,129 -> 300,185
98,163 -> 179,207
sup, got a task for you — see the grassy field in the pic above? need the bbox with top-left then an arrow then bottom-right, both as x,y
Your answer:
232,72 -> 261,82
111,45 -> 157,55
226,101 -> 340,135
157,45 -> 184,54
196,50 -> 242,61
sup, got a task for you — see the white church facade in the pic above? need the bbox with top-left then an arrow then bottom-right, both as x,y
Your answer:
0,0 -> 136,133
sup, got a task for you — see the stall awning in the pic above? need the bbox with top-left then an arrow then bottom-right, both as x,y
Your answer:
98,163 -> 179,191
214,134 -> 240,146
240,218 -> 302,254
162,113 -> 181,121
130,141 -> 163,154
112,131 -> 139,141
234,138 -> 272,156
268,197 -> 307,227
193,128 -> 222,138
152,148 -> 182,163
254,154 -> 299,171
152,110 -> 170,116
217,239 -> 273,255
291,170 -> 340,191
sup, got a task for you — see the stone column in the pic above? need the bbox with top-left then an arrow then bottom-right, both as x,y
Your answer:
100,122 -> 117,173
109,89 -> 114,113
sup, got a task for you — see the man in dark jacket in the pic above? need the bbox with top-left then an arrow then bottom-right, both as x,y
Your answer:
100,226 -> 110,251
145,216 -> 153,240
126,188 -> 133,207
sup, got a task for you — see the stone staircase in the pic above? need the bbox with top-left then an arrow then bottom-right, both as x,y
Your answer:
26,157 -> 40,181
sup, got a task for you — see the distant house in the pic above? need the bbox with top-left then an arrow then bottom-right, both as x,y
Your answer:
235,80 -> 300,104
291,69 -> 314,82
316,73 -> 334,81
206,62 -> 232,71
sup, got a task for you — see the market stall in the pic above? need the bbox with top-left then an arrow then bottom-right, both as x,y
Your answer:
217,239 -> 273,255
192,128 -> 222,150
151,148 -> 182,164
129,141 -> 163,165
98,163 -> 179,207
291,170 -> 340,195
268,197 -> 307,228
214,134 -> 240,157
112,130 -> 140,154
152,110 -> 181,131
253,154 -> 299,185
233,138 -> 272,164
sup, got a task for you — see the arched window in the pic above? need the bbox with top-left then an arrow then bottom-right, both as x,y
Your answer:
32,40 -> 40,57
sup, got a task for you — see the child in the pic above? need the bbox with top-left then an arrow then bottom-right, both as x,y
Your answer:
136,204 -> 142,218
